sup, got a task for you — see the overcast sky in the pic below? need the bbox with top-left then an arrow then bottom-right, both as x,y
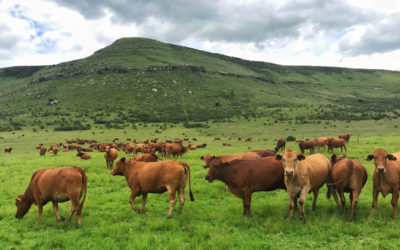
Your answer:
1,0 -> 400,70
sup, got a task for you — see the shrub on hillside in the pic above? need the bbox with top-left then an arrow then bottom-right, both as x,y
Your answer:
286,135 -> 296,142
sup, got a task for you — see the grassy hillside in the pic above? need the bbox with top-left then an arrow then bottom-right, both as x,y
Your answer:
0,37 -> 400,132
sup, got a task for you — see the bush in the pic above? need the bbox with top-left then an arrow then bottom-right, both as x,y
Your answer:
286,135 -> 296,142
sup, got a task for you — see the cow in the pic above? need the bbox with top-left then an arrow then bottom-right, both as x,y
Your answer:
338,134 -> 351,143
275,149 -> 333,221
133,152 -> 160,162
4,147 -> 13,153
205,157 -> 285,216
111,157 -> 194,218
327,138 -> 347,153
366,149 -> 400,218
296,140 -> 315,154
76,152 -> 91,160
327,155 -> 367,221
201,152 -> 261,168
104,148 -> 118,169
36,144 -> 43,149
313,137 -> 332,151
68,144 -> 82,151
222,143 -> 231,146
274,138 -> 286,152
15,166 -> 87,227
250,149 -> 276,157
196,143 -> 207,148
245,137 -> 253,142
214,137 -> 221,141
227,136 -> 232,141
165,143 -> 187,157
39,146 -> 47,156
192,138 -> 197,141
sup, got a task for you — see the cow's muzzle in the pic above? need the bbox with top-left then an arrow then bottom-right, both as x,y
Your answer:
377,168 -> 385,173
285,170 -> 294,176
205,175 -> 213,182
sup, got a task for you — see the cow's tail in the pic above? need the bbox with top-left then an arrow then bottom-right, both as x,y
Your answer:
180,162 -> 194,201
78,168 -> 88,215
327,161 -> 353,187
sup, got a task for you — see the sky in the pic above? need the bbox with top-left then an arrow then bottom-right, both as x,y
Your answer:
0,0 -> 400,71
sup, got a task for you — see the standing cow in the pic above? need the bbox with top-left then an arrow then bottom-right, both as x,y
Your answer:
111,158 -> 194,218
274,138 -> 286,152
367,149 -> 400,218
15,167 -> 87,227
104,148 -> 118,169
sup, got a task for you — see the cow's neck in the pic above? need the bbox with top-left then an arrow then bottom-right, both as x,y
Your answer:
23,186 -> 35,205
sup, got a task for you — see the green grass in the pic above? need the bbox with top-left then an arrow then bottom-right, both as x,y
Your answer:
2,120 -> 400,249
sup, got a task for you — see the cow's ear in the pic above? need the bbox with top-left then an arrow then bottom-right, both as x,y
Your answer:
297,154 -> 306,161
211,155 -> 216,160
200,156 -> 204,160
331,154 -> 337,164
366,155 -> 374,161
15,197 -> 22,204
275,154 -> 282,160
388,154 -> 397,161
121,157 -> 126,163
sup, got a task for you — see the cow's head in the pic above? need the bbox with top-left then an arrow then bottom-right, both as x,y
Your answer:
205,159 -> 226,183
331,154 -> 346,165
15,195 -> 32,219
201,154 -> 215,168
276,149 -> 305,177
111,157 -> 127,175
366,148 -> 397,173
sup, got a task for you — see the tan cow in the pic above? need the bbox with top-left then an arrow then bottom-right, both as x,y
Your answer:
276,149 -> 334,221
133,152 -> 160,162
201,152 -> 261,168
367,149 -> 400,218
15,167 -> 87,226
104,148 -> 118,169
313,137 -> 332,151
111,158 -> 194,218
338,134 -> 351,143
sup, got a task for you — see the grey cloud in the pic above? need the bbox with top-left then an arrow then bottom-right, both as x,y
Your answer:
0,24 -> 21,51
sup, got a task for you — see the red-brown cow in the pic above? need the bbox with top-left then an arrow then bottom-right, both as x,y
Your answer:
327,139 -> 347,153
327,154 -> 367,221
338,134 -> 351,143
111,158 -> 194,218
222,143 -> 231,146
104,148 -> 118,169
133,152 -> 160,162
250,149 -> 276,157
4,147 -> 13,153
77,152 -> 91,160
245,137 -> 253,142
201,152 -> 261,168
39,146 -> 47,156
205,157 -> 285,216
297,140 -> 315,154
367,149 -> 400,218
15,167 -> 87,226
274,138 -> 286,152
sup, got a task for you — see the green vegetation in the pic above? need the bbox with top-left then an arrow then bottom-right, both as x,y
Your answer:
1,120 -> 400,249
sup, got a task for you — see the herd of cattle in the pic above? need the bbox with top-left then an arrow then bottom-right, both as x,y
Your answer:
8,133 -> 400,227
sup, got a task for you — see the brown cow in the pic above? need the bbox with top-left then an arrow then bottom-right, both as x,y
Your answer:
297,140 -> 315,154
201,152 -> 261,168
367,149 -> 400,218
250,149 -> 276,157
165,143 -> 187,157
245,137 -> 253,142
214,137 -> 221,141
338,134 -> 351,143
15,166 -> 87,226
327,155 -> 367,221
77,152 -> 91,160
274,138 -> 286,152
133,152 -> 160,162
313,137 -> 332,151
327,138 -> 347,153
4,147 -> 13,153
222,143 -> 231,146
196,143 -> 207,148
39,146 -> 47,156
36,144 -> 43,149
111,158 -> 194,218
205,157 -> 285,216
104,148 -> 118,169
276,150 -> 334,221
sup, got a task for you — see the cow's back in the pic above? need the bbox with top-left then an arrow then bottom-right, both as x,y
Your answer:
304,154 -> 330,190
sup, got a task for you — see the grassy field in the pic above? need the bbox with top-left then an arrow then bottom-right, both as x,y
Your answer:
1,120 -> 400,249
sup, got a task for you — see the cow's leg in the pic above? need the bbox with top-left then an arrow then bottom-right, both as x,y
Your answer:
287,193 -> 295,220
349,190 -> 359,221
327,186 -> 340,208
166,187 -> 177,218
52,202 -> 63,221
38,204 -> 43,222
299,188 -> 309,221
129,190 -> 140,213
141,194 -> 147,214
311,190 -> 319,210
391,189 -> 399,218
370,188 -> 379,217
242,191 -> 252,217
67,196 -> 80,226
177,188 -> 186,214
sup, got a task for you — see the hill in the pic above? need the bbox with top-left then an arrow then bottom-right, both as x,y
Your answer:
0,37 -> 400,131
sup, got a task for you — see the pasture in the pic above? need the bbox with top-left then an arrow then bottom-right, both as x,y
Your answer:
1,119 -> 400,249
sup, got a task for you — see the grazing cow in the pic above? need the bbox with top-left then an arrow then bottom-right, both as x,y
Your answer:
327,139 -> 347,153
214,137 -> 221,141
201,152 -> 261,168
274,138 -> 286,152
245,137 -> 253,142
313,137 -> 332,151
111,158 -> 194,218
15,167 -> 87,227
187,144 -> 197,150
104,148 -> 118,169
366,149 -> 400,218
76,152 -> 91,160
68,144 -> 82,151
4,147 -> 13,153
192,138 -> 197,141
338,134 -> 351,143
227,136 -> 232,141
297,140 -> 315,154
205,157 -> 285,216
165,143 -> 187,157
36,144 -> 44,149
196,143 -> 207,148
327,155 -> 367,221
222,143 -> 231,146
238,137 -> 242,141
39,146 -> 47,156
275,150 -> 333,221
133,152 -> 160,162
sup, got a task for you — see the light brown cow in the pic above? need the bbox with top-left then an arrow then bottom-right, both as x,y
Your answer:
165,143 -> 187,157
276,149 -> 333,221
201,152 -> 261,168
245,137 -> 253,142
327,138 -> 346,153
214,137 -> 221,141
36,144 -> 43,149
39,146 -> 47,156
367,149 -> 400,218
338,134 -> 351,143
133,152 -> 160,162
104,148 -> 118,169
111,158 -> 194,218
15,166 -> 87,226
77,152 -> 91,160
328,155 -> 367,221
313,137 -> 332,151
